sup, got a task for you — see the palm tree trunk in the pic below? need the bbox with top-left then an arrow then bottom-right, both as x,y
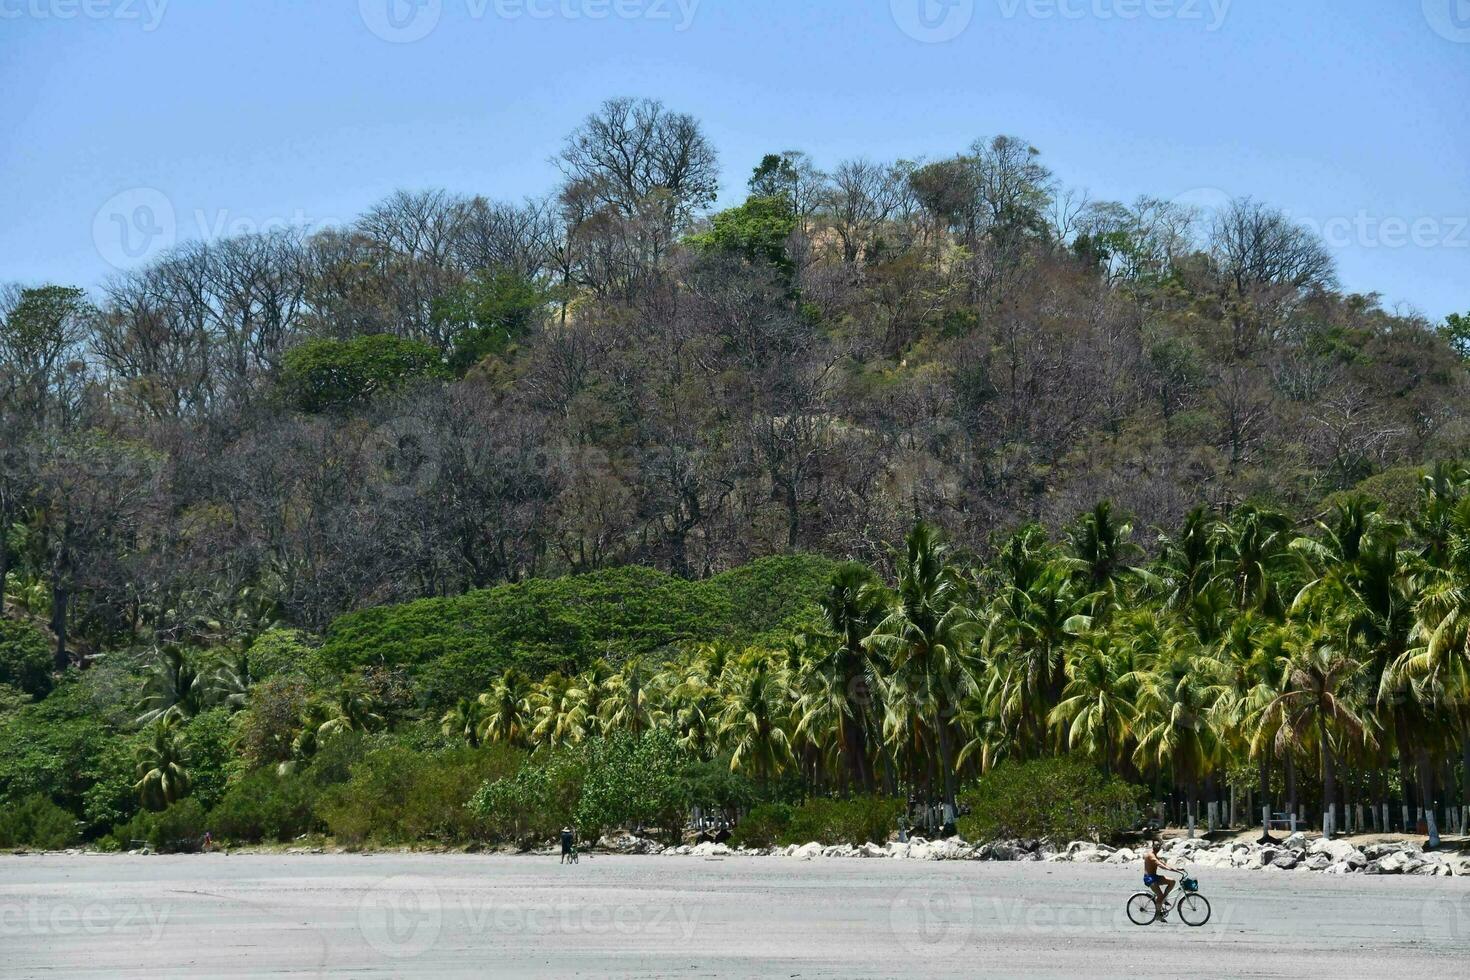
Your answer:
1461,736 -> 1470,836
1318,714 -> 1337,838
1395,713 -> 1416,832
1258,747 -> 1273,842
1418,750 -> 1441,848
934,708 -> 958,817
1285,751 -> 1298,831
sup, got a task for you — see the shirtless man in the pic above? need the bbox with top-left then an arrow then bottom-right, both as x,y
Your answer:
1142,843 -> 1180,920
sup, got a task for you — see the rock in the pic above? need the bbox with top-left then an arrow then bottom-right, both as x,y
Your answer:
822,844 -> 856,859
1364,851 -> 1423,875
1282,832 -> 1309,850
1270,852 -> 1301,871
691,842 -> 730,857
1104,848 -> 1138,865
792,842 -> 823,861
1364,841 -> 1422,861
1325,861 -> 1358,875
1305,854 -> 1332,872
930,839 -> 971,861
1308,839 -> 1364,865
598,834 -> 665,855
907,842 -> 936,861
859,842 -> 887,858
985,841 -> 1025,862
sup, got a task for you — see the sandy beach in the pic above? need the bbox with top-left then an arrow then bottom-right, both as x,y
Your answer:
2,853 -> 1467,978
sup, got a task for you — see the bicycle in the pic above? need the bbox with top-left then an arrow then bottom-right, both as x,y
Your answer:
1126,868 -> 1212,927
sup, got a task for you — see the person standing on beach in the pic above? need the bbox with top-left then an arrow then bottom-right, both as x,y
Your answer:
560,826 -> 575,865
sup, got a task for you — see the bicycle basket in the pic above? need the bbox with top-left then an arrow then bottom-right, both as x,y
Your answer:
1182,877 -> 1199,893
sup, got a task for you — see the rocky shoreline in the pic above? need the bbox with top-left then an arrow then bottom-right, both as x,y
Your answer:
598,832 -> 1469,877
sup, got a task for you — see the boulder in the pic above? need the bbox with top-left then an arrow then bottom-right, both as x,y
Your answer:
598,834 -> 663,856
1104,848 -> 1139,866
1325,861 -> 1359,875
1282,832 -> 1309,850
984,842 -> 1024,862
822,844 -> 856,859
1364,851 -> 1420,875
907,842 -> 936,861
791,842 -> 822,861
1308,839 -> 1363,865
1305,854 -> 1332,872
859,842 -> 888,859
691,842 -> 730,857
1270,852 -> 1301,871
1364,841 -> 1422,861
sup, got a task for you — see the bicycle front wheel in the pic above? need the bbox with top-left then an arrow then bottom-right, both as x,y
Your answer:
1177,893 -> 1211,927
1126,893 -> 1159,926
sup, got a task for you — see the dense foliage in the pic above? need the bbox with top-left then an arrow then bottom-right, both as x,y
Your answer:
1,96 -> 1467,851
956,757 -> 1143,844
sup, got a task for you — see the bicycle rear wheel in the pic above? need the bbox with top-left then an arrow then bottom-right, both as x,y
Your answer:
1126,893 -> 1159,926
1177,894 -> 1211,927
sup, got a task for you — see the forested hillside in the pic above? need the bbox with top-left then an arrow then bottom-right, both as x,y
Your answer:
2,98 -> 1469,853
3,96 -> 1467,664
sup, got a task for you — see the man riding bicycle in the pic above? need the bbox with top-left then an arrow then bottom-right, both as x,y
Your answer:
1142,843 -> 1180,920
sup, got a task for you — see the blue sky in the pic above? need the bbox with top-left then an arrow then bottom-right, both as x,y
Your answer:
2,0 -> 1466,320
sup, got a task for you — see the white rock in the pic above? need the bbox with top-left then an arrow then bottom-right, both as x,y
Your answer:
859,842 -> 887,858
1104,848 -> 1138,865
791,842 -> 823,861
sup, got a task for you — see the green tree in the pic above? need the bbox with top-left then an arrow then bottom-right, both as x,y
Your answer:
134,719 -> 191,811
279,335 -> 446,413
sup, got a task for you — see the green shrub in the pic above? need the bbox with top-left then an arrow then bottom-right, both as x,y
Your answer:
245,629 -> 324,681
316,745 -> 522,845
0,794 -> 79,849
956,757 -> 1144,845
0,679 -> 113,812
469,745 -> 586,844
574,731 -> 691,841
728,803 -> 793,849
208,770 -> 318,844
776,796 -> 903,847
179,708 -> 236,811
0,619 -> 52,699
109,798 -> 208,852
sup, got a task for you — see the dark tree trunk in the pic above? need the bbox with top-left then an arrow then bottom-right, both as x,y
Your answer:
50,584 -> 70,670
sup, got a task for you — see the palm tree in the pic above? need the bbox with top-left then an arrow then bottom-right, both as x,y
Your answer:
1211,505 -> 1295,616
1152,506 -> 1216,611
599,657 -> 662,737
1251,625 -> 1373,838
136,646 -> 212,726
865,522 -> 979,815
529,672 -> 583,748
813,563 -> 887,791
1132,645 -> 1228,837
440,697 -> 486,748
1065,501 -> 1143,614
318,687 -> 383,741
478,668 -> 532,748
1049,629 -> 1137,775
716,651 -> 793,783
134,718 -> 191,811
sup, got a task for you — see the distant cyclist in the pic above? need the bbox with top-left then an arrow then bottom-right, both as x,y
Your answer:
1142,843 -> 1180,920
560,826 -> 576,865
